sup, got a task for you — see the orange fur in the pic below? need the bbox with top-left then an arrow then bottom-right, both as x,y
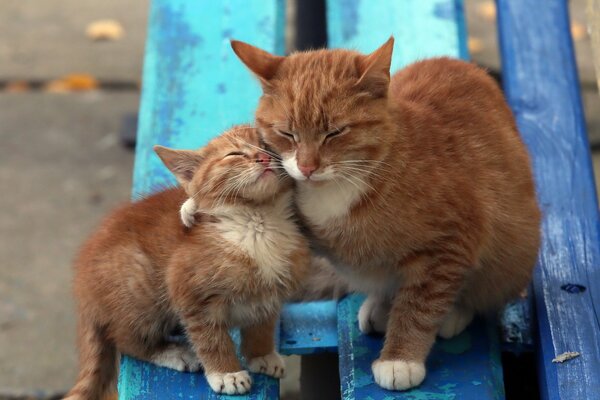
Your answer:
65,126 -> 309,399
232,39 -> 541,390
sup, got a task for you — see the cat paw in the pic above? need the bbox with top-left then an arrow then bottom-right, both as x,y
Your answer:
151,345 -> 201,372
358,296 -> 389,334
372,359 -> 426,391
248,351 -> 285,378
180,198 -> 197,228
438,307 -> 474,339
205,370 -> 252,395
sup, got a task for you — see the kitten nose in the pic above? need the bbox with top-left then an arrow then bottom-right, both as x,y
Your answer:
256,153 -> 271,165
298,164 -> 317,177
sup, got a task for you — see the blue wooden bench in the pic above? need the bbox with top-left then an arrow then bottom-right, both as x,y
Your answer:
118,0 -> 600,399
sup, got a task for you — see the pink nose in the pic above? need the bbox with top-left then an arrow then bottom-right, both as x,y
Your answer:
298,165 -> 317,177
257,153 -> 271,165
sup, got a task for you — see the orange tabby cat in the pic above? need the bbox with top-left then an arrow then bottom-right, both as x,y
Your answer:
65,126 -> 309,399
228,38 -> 541,390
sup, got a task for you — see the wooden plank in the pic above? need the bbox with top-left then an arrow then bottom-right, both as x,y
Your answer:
327,1 -> 505,398
132,0 -> 285,197
120,0 -> 286,399
337,295 -> 504,400
496,0 -> 600,399
326,0 -> 468,72
280,300 -> 338,355
118,357 -> 278,400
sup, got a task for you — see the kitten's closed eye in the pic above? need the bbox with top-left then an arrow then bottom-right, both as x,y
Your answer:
325,126 -> 348,141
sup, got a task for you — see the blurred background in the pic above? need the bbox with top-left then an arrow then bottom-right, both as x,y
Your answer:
0,0 -> 597,398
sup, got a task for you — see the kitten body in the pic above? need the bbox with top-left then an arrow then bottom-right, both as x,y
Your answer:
229,40 -> 541,390
66,127 -> 309,399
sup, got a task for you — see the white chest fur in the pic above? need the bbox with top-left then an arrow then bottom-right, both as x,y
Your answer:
296,178 -> 368,228
211,192 -> 301,284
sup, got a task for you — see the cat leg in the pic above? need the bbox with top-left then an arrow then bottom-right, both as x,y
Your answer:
185,322 -> 252,395
373,256 -> 470,391
358,294 -> 390,334
241,316 -> 285,378
438,304 -> 474,339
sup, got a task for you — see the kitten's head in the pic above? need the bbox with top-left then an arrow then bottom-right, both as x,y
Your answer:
231,38 -> 395,183
154,125 -> 289,208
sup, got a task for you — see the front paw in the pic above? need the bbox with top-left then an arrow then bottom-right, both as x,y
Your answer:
205,370 -> 252,395
151,344 -> 201,372
358,296 -> 389,334
180,198 -> 197,228
248,351 -> 285,378
372,359 -> 426,391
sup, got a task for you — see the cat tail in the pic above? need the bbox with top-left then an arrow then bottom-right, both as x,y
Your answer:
291,256 -> 351,301
64,317 -> 117,400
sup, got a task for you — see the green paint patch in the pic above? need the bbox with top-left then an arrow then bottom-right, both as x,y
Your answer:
472,380 -> 483,386
438,332 -> 471,354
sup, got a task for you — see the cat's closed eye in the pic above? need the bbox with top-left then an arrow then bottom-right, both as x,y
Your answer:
324,126 -> 349,141
275,130 -> 296,142
225,151 -> 247,158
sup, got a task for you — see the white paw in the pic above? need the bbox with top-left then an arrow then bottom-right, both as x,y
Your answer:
151,345 -> 201,372
438,307 -> 474,339
205,370 -> 252,395
180,198 -> 197,228
372,359 -> 426,391
248,351 -> 285,378
358,296 -> 389,334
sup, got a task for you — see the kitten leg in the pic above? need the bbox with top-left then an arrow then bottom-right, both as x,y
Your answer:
180,198 -> 198,228
438,304 -> 474,339
185,322 -> 252,395
358,294 -> 390,334
241,316 -> 285,378
373,257 -> 470,391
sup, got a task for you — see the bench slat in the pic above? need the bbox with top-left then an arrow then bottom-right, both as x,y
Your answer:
280,301 -> 338,355
497,0 -> 600,399
120,0 -> 286,398
327,0 -> 506,398
338,295 -> 505,400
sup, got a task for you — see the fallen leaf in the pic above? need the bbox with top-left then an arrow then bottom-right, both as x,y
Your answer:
476,2 -> 496,21
552,351 -> 581,363
5,80 -> 30,93
44,74 -> 99,93
571,21 -> 588,41
468,37 -> 484,54
86,19 -> 124,41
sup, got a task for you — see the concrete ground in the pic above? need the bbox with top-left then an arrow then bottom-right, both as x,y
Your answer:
0,0 -> 599,399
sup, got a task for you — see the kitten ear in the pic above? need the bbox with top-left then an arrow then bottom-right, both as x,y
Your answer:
356,36 -> 394,97
154,145 -> 204,187
231,40 -> 284,88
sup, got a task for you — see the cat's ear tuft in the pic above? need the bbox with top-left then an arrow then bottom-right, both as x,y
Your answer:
231,40 -> 284,88
154,145 -> 204,187
356,36 -> 394,97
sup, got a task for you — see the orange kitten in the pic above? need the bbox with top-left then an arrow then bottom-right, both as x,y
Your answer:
227,39 -> 541,390
65,126 -> 309,399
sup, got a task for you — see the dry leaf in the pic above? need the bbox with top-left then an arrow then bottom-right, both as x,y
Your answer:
476,2 -> 496,21
571,21 -> 588,41
45,74 -> 99,93
5,80 -> 30,93
86,19 -> 124,41
552,351 -> 581,363
468,37 -> 484,54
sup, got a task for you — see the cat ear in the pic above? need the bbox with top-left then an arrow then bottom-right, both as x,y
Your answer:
154,145 -> 204,187
231,40 -> 284,89
356,36 -> 394,97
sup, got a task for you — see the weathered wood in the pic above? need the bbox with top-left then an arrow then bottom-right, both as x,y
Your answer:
280,300 -> 338,355
327,0 -> 505,398
119,0 -> 286,398
497,0 -> 600,399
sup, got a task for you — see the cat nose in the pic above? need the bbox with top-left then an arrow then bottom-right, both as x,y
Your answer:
256,153 -> 271,165
298,164 -> 317,177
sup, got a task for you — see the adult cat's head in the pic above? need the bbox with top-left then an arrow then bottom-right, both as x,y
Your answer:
155,125 -> 290,208
231,38 -> 395,183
